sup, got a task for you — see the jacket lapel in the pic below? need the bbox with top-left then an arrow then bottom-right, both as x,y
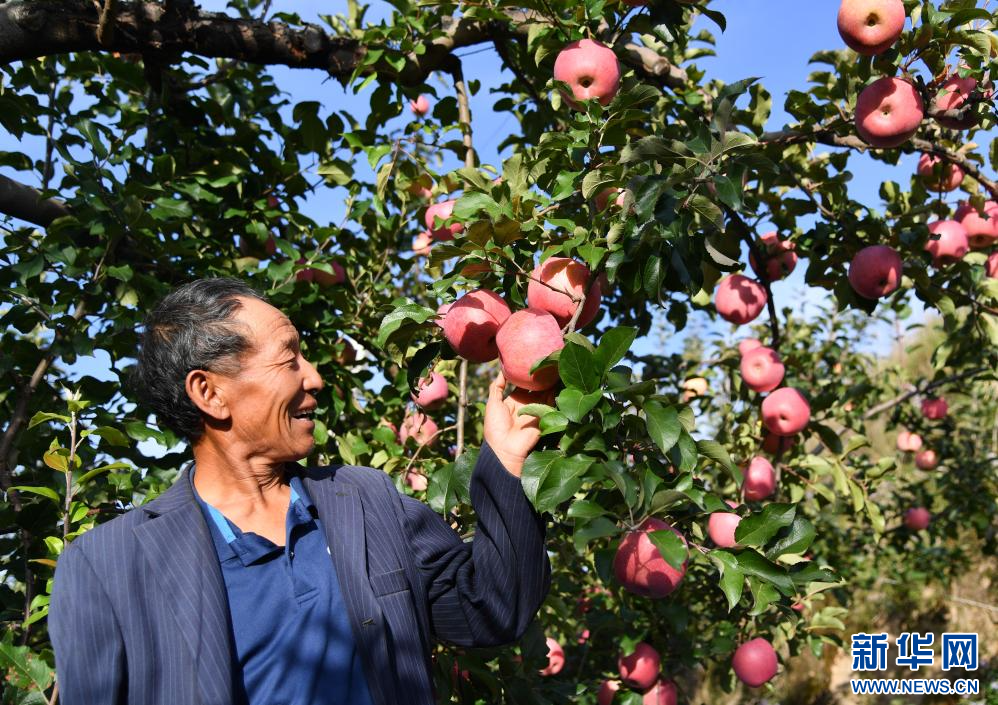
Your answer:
133,464 -> 234,705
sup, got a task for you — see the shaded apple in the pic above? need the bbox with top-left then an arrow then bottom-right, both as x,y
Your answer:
931,76 -> 983,129
743,457 -> 777,501
410,95 -> 431,116
424,199 -> 464,240
539,637 -> 565,676
399,412 -> 439,447
441,289 -> 512,363
613,517 -> 687,598
896,430 -> 923,452
411,371 -> 448,410
921,396 -> 948,419
642,679 -> 678,705
837,0 -> 905,55
925,220 -> 969,266
553,39 -> 621,107
762,387 -> 811,436
738,338 -> 763,356
435,302 -> 452,329
848,245 -> 903,299
904,506 -> 931,530
618,642 -> 660,690
405,470 -> 428,491
412,230 -> 433,256
762,431 -> 796,455
956,200 -> 998,249
740,346 -> 785,393
682,377 -> 708,401
917,153 -> 963,192
855,77 -> 924,148
749,231 -> 798,282
598,680 -> 621,705
915,449 -> 938,470
732,637 -> 779,687
715,274 -> 767,325
495,308 -> 565,391
527,256 -> 605,328
595,186 -> 628,211
708,500 -> 742,548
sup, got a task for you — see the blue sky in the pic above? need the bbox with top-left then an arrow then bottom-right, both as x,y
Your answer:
5,1 -> 990,454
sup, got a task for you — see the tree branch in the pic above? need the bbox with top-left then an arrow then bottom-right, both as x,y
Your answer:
0,174 -> 71,227
862,366 -> 989,419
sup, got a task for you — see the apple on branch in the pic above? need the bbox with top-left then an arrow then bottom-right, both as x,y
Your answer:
740,346 -> 785,393
495,308 -> 565,391
743,457 -> 777,501
618,642 -> 660,690
837,0 -> 905,55
916,153 -> 963,192
411,371 -> 448,410
761,388 -> 811,436
732,638 -> 779,687
955,200 -> 998,249
848,245 -> 903,299
715,274 -> 767,325
409,94 -> 430,116
441,289 -> 511,363
708,500 -> 742,548
925,220 -> 969,267
553,39 -> 621,108
904,506 -> 931,530
855,77 -> 924,148
527,256 -> 605,329
613,517 -> 687,598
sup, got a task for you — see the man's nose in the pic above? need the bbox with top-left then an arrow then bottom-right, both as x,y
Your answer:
302,357 -> 324,392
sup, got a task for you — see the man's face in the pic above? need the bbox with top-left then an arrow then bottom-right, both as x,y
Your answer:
205,297 -> 324,462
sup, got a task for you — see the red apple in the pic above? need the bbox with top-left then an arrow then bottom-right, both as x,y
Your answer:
837,0 -> 905,55
732,638 -> 779,687
411,371 -> 448,410
642,679 -> 678,705
917,153 -> 963,192
931,76 -> 981,129
618,642 -> 660,690
682,377 -> 708,401
527,257 -> 605,328
595,187 -> 628,211
598,680 -> 621,705
435,302 -> 452,329
539,637 -> 565,676
855,77 -> 924,148
740,346 -> 786,393
762,431 -> 796,455
987,252 -> 998,278
761,387 -> 811,436
739,338 -> 763,356
896,430 -> 923,452
904,506 -> 931,530
925,220 -> 969,266
312,261 -> 346,287
424,199 -> 464,240
553,39 -> 621,107
577,629 -> 590,645
613,517 -> 687,598
921,396 -> 948,419
848,245 -> 903,299
405,471 -> 428,491
495,309 -> 565,391
413,231 -> 433,256
708,501 -> 742,548
410,95 -> 431,116
749,231 -> 798,282
956,200 -> 998,249
715,274 -> 767,325
441,289 -> 512,363
743,457 -> 777,501
399,412 -> 439,447
915,449 -> 938,470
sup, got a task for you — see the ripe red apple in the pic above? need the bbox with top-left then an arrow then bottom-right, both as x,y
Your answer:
740,346 -> 785,393
925,220 -> 969,266
956,200 -> 998,249
921,396 -> 948,419
410,95 -> 431,116
613,517 -> 687,598
749,231 -> 798,282
424,199 -> 464,240
595,187 -> 628,211
931,76 -> 981,129
405,471 -> 428,491
743,457 -> 777,502
553,39 -> 621,107
618,642 -> 660,690
708,501 -> 742,548
715,274 -> 767,325
598,680 -> 621,705
527,257 -> 605,328
411,371 -> 448,410
642,679 -> 678,705
399,412 -> 439,447
435,302 -> 452,329
848,245 -> 903,299
295,259 -> 346,287
739,338 -> 763,356
441,289 -> 512,363
539,637 -> 565,676
732,638 -> 779,687
896,430 -> 923,452
917,153 -> 963,192
915,449 -> 938,470
855,77 -> 924,148
495,309 -> 565,391
577,628 -> 590,645
682,377 -> 708,401
413,231 -> 433,256
761,387 -> 811,436
904,506 -> 931,530
837,0 -> 905,55
987,252 -> 998,278
762,431 -> 796,455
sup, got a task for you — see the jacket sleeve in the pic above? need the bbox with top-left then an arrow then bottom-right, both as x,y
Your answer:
48,542 -> 127,705
398,442 -> 551,647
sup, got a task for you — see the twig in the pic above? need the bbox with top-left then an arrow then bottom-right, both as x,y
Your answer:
862,366 -> 988,419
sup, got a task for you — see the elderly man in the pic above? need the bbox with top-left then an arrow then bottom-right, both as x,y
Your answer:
49,277 -> 551,705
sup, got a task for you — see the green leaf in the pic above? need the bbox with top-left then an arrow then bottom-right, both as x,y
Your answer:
556,388 -> 602,423
647,529 -> 689,571
427,463 -> 460,515
452,192 -> 500,221
517,403 -> 556,418
77,119 -> 108,160
747,576 -> 780,615
11,486 -> 60,503
0,631 -> 54,692
573,516 -> 618,553
82,425 -> 130,447
644,401 -> 681,455
150,197 -> 193,220
27,412 -> 71,429
687,194 -> 724,231
521,452 -> 593,513
567,499 -> 607,519
558,342 -> 600,393
697,439 -> 743,484
734,503 -> 796,547
766,516 -> 816,559
709,549 -> 744,611
670,431 -> 699,473
375,302 -> 436,349
76,461 -> 132,486
736,550 -> 794,595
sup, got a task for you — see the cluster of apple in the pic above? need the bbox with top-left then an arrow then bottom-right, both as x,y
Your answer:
891,395 -> 950,531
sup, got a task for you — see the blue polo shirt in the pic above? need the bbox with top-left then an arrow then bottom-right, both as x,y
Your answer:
190,468 -> 374,705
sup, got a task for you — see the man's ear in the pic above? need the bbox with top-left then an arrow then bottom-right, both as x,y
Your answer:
185,369 -> 232,423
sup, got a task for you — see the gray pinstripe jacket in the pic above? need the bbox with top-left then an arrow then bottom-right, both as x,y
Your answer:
49,443 -> 550,705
